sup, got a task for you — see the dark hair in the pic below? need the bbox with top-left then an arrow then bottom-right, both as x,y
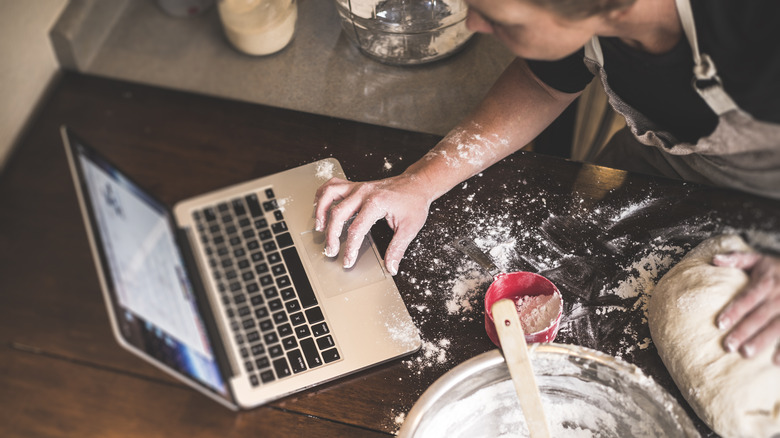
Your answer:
527,0 -> 637,19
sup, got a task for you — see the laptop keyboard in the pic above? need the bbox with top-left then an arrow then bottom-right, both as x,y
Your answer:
192,187 -> 341,388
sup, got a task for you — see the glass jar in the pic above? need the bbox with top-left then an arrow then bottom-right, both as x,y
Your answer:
334,0 -> 474,65
217,0 -> 297,56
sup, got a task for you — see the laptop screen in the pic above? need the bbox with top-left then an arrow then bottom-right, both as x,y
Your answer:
73,139 -> 229,400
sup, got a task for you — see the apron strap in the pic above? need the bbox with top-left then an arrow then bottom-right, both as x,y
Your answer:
675,0 -> 738,115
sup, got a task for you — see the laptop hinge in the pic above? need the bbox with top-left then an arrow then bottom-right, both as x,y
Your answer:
176,227 -> 237,380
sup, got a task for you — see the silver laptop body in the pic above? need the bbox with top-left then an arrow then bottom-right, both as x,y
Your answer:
62,126 -> 421,409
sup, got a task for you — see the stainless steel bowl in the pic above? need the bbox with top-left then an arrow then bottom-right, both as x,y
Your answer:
398,344 -> 700,437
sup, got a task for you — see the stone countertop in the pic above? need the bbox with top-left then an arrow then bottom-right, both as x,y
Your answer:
58,0 -> 515,136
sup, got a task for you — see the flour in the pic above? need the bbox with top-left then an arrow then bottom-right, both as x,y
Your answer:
429,123 -> 508,170
515,293 -> 561,334
315,160 -> 335,180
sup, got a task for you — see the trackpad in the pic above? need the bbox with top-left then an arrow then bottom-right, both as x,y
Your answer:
299,230 -> 386,298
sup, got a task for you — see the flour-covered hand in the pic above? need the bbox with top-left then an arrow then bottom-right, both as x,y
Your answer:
313,174 -> 433,275
714,252 -> 780,365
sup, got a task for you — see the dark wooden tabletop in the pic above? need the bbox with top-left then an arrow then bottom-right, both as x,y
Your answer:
2,72 -> 778,437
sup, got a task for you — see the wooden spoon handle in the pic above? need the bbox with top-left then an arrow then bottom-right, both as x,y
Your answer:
492,299 -> 551,438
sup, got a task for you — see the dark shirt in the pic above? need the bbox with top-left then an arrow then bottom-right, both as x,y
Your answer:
527,0 -> 780,143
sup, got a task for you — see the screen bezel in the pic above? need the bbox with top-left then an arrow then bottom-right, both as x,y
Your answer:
61,126 -> 236,408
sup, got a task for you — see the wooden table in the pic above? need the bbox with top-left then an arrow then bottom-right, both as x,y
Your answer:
2,73 -> 778,437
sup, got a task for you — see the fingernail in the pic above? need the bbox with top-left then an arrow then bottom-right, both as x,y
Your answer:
325,246 -> 338,258
741,344 -> 755,358
724,337 -> 738,353
315,219 -> 323,232
343,251 -> 356,269
388,260 -> 399,276
717,316 -> 731,330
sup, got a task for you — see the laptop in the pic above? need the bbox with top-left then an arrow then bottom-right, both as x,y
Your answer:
61,126 -> 421,410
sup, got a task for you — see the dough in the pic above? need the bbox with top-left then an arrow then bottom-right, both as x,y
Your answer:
648,234 -> 780,438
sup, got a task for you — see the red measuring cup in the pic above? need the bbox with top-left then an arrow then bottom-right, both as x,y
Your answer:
453,238 -> 563,347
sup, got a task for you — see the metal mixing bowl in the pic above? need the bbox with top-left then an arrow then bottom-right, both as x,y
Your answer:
398,344 -> 699,437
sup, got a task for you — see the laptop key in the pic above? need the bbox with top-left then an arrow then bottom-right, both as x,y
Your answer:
259,319 -> 274,332
271,221 -> 288,234
280,287 -> 296,301
265,188 -> 275,199
285,300 -> 301,313
255,356 -> 270,369
311,322 -> 330,337
268,299 -> 283,312
250,294 -> 264,307
245,194 -> 263,217
276,276 -> 291,288
288,350 -> 306,374
305,307 -> 324,324
260,275 -> 273,286
272,264 -> 287,276
203,207 -> 217,222
251,344 -> 265,356
316,335 -> 335,350
260,370 -> 275,383
254,306 -> 268,319
268,344 -> 283,358
249,375 -> 259,387
267,252 -> 282,264
264,332 -> 279,345
282,336 -> 297,351
232,198 -> 246,216
277,323 -> 293,338
273,357 -> 291,378
282,248 -> 317,308
276,232 -> 294,248
322,348 -> 341,363
290,312 -> 306,326
272,311 -> 288,325
300,338 -> 323,368
263,287 -> 278,299
295,325 -> 311,339
263,200 -> 278,212
274,210 -> 284,221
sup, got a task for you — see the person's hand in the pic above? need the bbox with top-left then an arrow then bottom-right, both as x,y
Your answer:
314,173 -> 434,275
714,251 -> 780,365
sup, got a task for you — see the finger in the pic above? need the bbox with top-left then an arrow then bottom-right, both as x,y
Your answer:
383,228 -> 419,276
341,199 -> 388,269
738,316 -> 780,359
323,190 -> 365,258
717,272 -> 774,331
712,252 -> 761,270
723,295 -> 780,355
313,177 -> 349,232
774,346 -> 780,366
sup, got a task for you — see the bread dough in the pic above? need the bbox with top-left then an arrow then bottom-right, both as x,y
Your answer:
648,234 -> 780,438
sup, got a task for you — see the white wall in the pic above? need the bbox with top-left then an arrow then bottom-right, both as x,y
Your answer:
0,0 -> 68,171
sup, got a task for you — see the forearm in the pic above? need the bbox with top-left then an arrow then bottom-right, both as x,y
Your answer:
405,57 -> 581,201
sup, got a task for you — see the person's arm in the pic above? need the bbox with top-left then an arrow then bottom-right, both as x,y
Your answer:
714,252 -> 780,365
314,58 -> 580,274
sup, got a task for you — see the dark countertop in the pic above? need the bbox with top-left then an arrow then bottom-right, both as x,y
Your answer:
2,72 -> 779,437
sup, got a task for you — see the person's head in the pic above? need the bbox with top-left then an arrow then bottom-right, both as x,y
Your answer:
465,0 -> 637,60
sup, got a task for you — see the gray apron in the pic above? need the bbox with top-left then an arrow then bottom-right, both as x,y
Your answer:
587,0 -> 780,199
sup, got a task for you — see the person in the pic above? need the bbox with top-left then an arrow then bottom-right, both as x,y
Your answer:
314,0 -> 780,364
